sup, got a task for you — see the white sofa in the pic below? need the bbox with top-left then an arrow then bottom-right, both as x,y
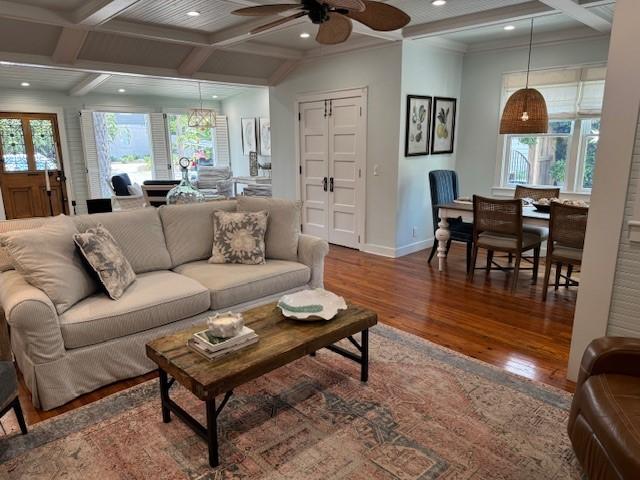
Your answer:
0,199 -> 329,410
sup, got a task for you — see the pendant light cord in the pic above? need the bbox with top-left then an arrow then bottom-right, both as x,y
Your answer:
525,18 -> 534,90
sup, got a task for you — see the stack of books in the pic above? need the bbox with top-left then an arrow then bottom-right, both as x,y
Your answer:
188,326 -> 258,360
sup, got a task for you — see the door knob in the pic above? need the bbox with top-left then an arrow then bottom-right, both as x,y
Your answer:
323,177 -> 328,192
329,177 -> 334,192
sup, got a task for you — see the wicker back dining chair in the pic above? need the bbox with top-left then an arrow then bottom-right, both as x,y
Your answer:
514,185 -> 561,202
427,170 -> 473,272
542,203 -> 589,301
469,196 -> 543,292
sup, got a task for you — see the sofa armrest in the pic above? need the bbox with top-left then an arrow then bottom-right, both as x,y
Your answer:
577,337 -> 640,387
0,271 -> 65,364
297,234 -> 329,288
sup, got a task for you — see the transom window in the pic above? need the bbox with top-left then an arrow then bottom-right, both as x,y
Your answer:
498,66 -> 605,193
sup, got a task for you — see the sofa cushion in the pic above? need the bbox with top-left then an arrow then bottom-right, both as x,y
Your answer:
159,200 -> 237,267
237,197 -> 301,261
74,208 -> 172,274
0,217 -> 50,272
174,260 -> 310,310
0,215 -> 97,314
59,270 -> 210,349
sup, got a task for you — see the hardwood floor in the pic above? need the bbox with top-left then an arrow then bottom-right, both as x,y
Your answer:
17,244 -> 576,425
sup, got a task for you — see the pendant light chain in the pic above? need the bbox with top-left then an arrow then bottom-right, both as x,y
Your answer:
525,18 -> 534,90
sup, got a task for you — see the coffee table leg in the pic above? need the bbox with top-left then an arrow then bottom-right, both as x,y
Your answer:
159,369 -> 171,423
361,329 -> 369,382
206,398 -> 219,468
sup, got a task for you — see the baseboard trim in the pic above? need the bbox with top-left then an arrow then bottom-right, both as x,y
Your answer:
361,238 -> 433,258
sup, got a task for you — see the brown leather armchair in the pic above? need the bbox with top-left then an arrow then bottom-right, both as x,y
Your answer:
568,337 -> 640,479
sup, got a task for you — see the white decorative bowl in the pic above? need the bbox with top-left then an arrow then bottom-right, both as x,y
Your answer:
277,289 -> 347,321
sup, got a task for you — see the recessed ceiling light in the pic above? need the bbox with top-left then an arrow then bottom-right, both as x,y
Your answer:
118,88 -> 126,93
300,32 -> 310,39
504,25 -> 516,31
431,0 -> 446,6
212,95 -> 218,99
20,82 -> 30,87
187,10 -> 200,16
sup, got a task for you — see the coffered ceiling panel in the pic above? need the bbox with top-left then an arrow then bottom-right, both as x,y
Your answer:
14,0 -> 85,10
0,65 -> 86,91
0,18 -> 62,56
119,0 -> 248,33
390,0 -> 534,26
79,32 -> 193,69
200,50 -> 284,78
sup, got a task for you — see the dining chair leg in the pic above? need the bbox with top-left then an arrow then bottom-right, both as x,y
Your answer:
12,397 -> 28,435
508,253 -> 513,264
566,264 -> 574,288
532,246 -> 541,284
511,253 -> 522,293
427,239 -> 438,264
542,257 -> 552,302
486,250 -> 494,271
468,244 -> 479,282
465,241 -> 472,274
555,263 -> 562,290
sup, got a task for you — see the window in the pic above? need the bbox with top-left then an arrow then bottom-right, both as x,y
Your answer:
499,66 -> 605,193
92,112 -> 153,188
0,115 -> 60,172
167,113 -> 216,181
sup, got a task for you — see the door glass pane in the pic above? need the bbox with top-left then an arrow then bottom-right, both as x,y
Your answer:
0,118 -> 28,172
167,113 -> 215,181
30,119 -> 59,170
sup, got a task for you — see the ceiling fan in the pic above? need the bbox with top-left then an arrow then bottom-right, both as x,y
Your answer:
231,0 -> 411,45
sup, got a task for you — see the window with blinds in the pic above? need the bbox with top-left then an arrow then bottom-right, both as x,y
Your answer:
499,65 -> 606,193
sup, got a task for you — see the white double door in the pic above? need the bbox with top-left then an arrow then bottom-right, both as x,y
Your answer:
299,94 -> 365,249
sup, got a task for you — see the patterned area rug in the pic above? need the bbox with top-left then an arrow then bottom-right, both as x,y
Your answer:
0,325 -> 581,479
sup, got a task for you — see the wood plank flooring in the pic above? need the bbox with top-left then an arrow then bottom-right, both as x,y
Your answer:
17,244 -> 576,425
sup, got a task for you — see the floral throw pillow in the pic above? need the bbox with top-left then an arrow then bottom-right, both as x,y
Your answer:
74,225 -> 136,300
210,211 -> 268,265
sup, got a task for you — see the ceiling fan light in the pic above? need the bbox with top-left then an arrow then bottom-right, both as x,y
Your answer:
500,88 -> 548,134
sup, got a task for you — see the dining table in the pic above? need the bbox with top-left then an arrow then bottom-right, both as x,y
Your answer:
434,200 -> 551,272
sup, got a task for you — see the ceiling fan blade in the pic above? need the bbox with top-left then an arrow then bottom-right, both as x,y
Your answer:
316,12 -> 353,45
347,0 -> 410,31
250,11 -> 306,35
322,0 -> 366,12
232,4 -> 302,16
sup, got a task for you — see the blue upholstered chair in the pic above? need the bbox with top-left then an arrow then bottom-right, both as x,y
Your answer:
1,318 -> 27,435
427,170 -> 474,273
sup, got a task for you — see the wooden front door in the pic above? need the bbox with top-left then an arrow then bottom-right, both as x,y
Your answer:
0,113 -> 68,219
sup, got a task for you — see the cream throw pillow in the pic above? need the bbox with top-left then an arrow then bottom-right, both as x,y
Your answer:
74,225 -> 136,300
0,215 -> 97,314
209,211 -> 268,265
237,197 -> 301,261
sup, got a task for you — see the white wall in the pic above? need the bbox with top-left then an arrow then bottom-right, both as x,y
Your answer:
397,39 -> 463,252
456,37 -> 610,197
221,88 -> 269,178
270,44 -> 403,252
567,0 -> 640,380
0,87 -> 219,215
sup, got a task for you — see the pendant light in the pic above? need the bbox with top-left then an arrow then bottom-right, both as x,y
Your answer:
188,82 -> 216,130
499,19 -> 548,134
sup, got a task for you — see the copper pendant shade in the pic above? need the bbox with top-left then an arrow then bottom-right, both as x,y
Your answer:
499,19 -> 548,134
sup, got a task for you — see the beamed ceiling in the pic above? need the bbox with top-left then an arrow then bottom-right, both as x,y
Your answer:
0,0 -> 614,96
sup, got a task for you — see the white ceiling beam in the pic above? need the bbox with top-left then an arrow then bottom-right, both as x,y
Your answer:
52,28 -> 88,64
178,47 -> 216,76
0,0 -> 71,25
268,59 -> 299,85
403,1 -> 556,39
208,16 -> 308,47
224,41 -> 303,60
73,0 -> 141,26
69,72 -> 111,96
538,0 -> 611,32
97,19 -> 211,45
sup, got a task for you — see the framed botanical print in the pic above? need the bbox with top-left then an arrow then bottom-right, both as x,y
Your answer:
431,97 -> 457,155
259,117 -> 271,156
241,117 -> 257,155
405,95 -> 432,157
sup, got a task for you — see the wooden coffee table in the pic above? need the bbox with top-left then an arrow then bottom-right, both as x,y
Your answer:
146,301 -> 377,468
